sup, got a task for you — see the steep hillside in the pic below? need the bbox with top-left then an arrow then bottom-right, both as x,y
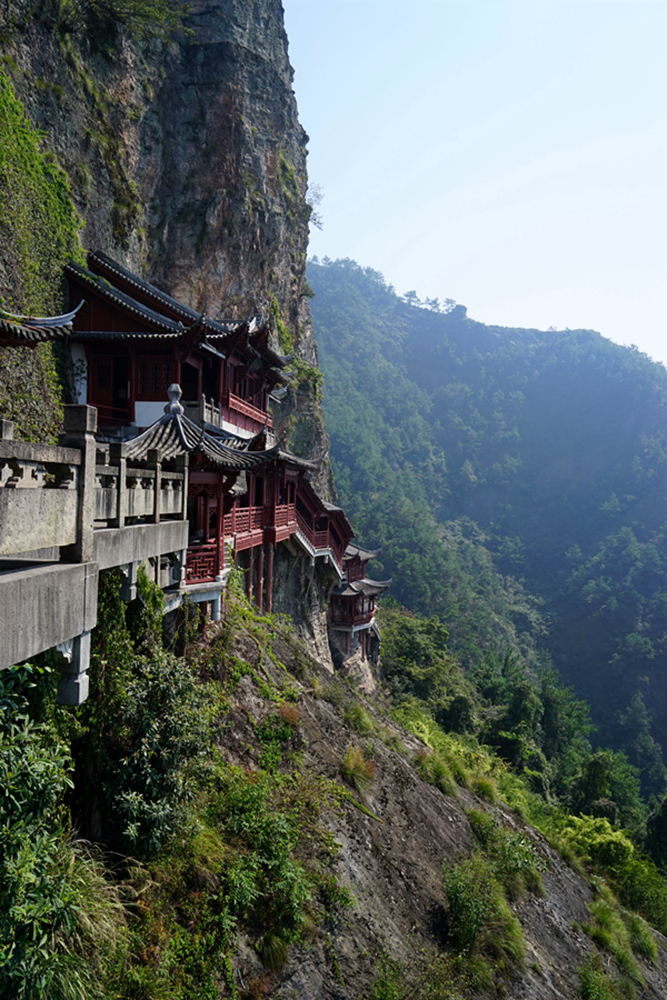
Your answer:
5,574 -> 667,999
308,258 -> 667,789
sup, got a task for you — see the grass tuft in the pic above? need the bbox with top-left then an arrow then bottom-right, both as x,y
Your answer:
341,745 -> 376,795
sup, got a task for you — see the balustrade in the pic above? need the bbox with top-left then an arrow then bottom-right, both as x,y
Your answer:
0,434 -> 81,556
93,449 -> 186,528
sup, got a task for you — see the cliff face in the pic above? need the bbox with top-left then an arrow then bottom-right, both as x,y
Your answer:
0,0 -> 332,492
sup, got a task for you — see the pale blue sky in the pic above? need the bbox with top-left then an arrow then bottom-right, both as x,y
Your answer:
283,0 -> 667,362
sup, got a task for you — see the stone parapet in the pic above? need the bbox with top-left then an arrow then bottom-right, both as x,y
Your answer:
93,520 -> 189,570
0,561 -> 98,671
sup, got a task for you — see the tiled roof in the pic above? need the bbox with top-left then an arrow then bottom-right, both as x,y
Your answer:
66,262 -> 188,335
124,385 -> 280,469
0,302 -> 83,345
333,578 -> 392,598
345,541 -> 382,561
88,251 -> 246,336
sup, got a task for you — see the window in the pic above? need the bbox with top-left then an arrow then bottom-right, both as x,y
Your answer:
137,356 -> 174,400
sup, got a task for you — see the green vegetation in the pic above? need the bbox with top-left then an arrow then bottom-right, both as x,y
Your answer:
340,744 -> 375,795
578,954 -> 636,1000
56,0 -> 191,41
371,603 -> 667,994
309,256 -> 667,830
0,68 -> 84,441
0,571 -> 357,998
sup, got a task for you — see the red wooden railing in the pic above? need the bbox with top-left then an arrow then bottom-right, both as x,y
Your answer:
296,509 -> 344,565
186,543 -> 219,583
274,503 -> 296,527
331,608 -> 376,627
225,391 -> 273,429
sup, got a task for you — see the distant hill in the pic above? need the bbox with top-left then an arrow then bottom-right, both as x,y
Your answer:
309,257 -> 667,792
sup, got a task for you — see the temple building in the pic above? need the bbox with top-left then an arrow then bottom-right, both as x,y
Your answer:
0,253 -> 391,698
329,542 -> 391,672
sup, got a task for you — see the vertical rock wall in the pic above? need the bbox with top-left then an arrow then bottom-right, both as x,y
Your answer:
0,0 -> 333,493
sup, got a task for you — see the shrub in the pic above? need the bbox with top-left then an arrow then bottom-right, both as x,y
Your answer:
466,809 -> 545,899
414,751 -> 458,798
583,884 -> 644,983
278,702 -> 302,728
472,775 -> 497,803
442,853 -> 525,972
344,701 -> 374,734
578,954 -> 635,1000
340,745 -> 375,795
0,666 -> 125,998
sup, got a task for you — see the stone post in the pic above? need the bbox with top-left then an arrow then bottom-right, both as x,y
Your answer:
109,441 -> 128,528
176,453 -> 188,519
149,448 -> 161,523
60,405 -> 97,563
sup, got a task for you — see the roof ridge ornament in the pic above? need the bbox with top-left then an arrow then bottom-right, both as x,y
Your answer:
164,383 -> 185,416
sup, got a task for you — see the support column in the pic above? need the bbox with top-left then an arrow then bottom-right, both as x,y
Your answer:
248,547 -> 255,602
120,560 -> 140,601
266,543 -> 275,614
57,630 -> 91,706
257,545 -> 264,613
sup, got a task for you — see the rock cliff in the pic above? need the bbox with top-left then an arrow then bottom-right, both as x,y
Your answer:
0,0 -> 332,492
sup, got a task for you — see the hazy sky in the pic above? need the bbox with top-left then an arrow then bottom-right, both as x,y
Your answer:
283,0 -> 667,363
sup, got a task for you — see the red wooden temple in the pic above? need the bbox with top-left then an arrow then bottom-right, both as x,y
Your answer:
330,543 -> 391,663
61,253 -> 353,605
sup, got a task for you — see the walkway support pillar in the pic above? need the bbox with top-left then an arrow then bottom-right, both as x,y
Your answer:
266,543 -> 275,614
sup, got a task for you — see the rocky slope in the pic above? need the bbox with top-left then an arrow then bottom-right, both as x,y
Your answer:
217,615 -> 667,999
0,0 -> 332,491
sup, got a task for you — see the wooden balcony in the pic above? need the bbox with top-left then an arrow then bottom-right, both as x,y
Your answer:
296,509 -> 345,566
226,391 -> 273,430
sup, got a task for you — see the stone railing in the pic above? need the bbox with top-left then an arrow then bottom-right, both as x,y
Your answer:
0,419 -> 81,557
0,406 -> 189,706
94,446 -> 187,527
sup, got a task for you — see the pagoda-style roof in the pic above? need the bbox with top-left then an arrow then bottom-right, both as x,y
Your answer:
333,578 -> 392,598
125,385 -> 280,469
87,251 -> 245,337
65,254 -> 291,384
345,541 -> 382,561
0,302 -> 83,346
66,262 -> 196,337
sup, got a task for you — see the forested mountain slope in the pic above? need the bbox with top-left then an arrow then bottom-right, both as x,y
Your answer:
309,258 -> 667,787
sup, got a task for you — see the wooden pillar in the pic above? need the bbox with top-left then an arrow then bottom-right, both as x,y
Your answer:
248,546 -> 255,602
216,471 -> 223,576
266,542 -> 274,614
257,545 -> 264,612
218,358 -> 225,403
129,345 -> 137,423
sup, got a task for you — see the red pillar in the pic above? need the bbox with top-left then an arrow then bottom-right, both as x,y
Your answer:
266,543 -> 275,614
248,547 -> 255,602
257,545 -> 264,613
214,472 -> 222,576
